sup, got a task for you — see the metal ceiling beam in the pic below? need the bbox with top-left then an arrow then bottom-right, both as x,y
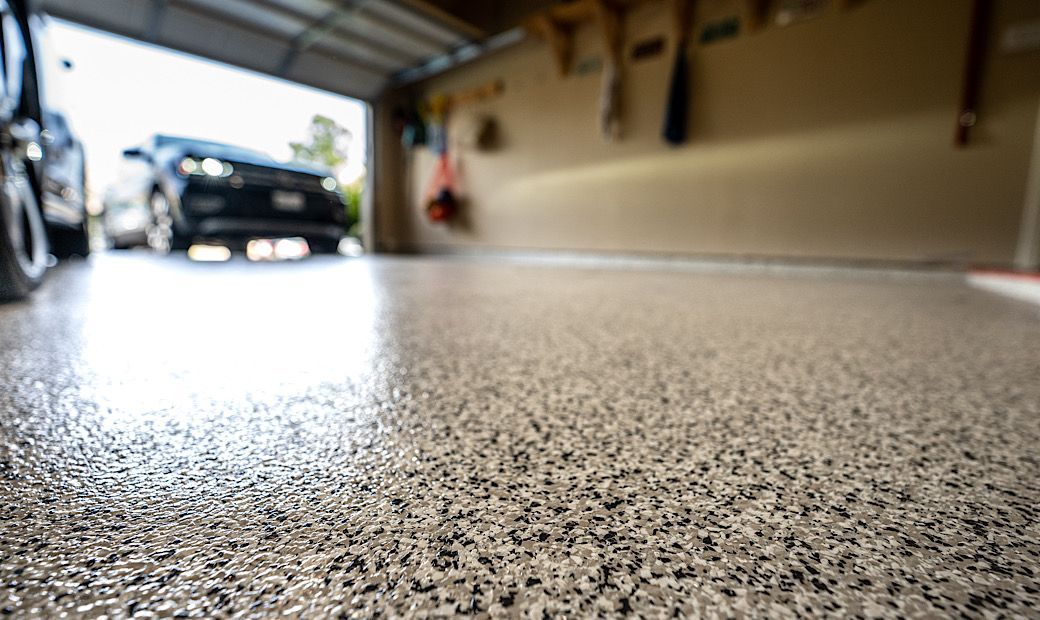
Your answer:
38,0 -> 388,99
37,0 -> 482,100
389,0 -> 485,40
277,8 -> 341,77
392,26 -> 524,85
164,0 -> 392,80
150,0 -> 457,72
361,0 -> 474,45
242,0 -> 421,67
311,0 -> 450,57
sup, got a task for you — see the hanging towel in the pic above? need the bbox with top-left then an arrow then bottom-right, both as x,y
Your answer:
662,44 -> 689,145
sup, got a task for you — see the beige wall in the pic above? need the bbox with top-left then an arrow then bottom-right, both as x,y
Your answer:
375,0 -> 1040,266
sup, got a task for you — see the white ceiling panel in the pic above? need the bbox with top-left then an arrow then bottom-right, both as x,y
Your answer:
179,0 -> 309,39
250,0 -> 330,22
36,0 -> 475,100
361,0 -> 465,46
286,48 -> 386,98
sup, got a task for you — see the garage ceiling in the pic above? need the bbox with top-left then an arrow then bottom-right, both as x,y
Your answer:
415,1 -> 560,37
35,0 -> 492,101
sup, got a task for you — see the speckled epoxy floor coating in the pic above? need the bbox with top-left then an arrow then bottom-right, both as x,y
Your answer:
1,253 -> 1039,618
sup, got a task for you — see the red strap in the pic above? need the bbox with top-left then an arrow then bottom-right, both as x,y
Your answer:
425,153 -> 456,200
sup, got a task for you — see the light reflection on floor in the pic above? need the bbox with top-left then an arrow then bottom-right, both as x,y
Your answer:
78,252 -> 379,419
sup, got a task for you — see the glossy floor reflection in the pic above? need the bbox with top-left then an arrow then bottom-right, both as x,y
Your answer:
1,253 -> 1038,617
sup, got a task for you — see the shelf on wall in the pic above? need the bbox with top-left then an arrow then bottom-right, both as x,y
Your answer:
525,0 -> 651,75
525,0 -> 873,76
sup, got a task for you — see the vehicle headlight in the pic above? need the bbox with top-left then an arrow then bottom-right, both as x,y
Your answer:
321,176 -> 338,192
201,157 -> 232,177
179,157 -> 234,178
178,157 -> 199,176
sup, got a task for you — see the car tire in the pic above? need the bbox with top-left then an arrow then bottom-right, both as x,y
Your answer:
48,222 -> 90,259
0,152 -> 48,301
147,190 -> 188,253
51,158 -> 91,258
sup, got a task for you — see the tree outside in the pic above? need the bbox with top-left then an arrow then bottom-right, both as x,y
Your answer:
290,114 -> 363,237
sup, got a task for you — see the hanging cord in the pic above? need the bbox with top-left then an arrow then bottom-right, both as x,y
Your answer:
424,152 -> 457,203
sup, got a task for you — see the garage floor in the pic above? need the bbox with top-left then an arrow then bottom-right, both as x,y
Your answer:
1,253 -> 1038,617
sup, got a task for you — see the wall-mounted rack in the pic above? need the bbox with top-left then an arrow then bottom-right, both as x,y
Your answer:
525,0 -> 875,76
525,0 -> 650,75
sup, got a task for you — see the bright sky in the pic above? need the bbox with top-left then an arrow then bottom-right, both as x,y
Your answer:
44,19 -> 368,203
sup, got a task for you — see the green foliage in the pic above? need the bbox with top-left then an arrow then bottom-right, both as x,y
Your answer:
290,114 -> 363,233
289,114 -> 352,171
344,180 -> 364,237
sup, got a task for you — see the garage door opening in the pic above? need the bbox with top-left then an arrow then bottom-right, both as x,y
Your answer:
46,18 -> 369,260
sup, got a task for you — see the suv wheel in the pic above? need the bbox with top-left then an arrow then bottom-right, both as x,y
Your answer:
0,150 -> 47,300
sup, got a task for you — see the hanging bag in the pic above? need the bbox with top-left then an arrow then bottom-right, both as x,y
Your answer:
425,152 -> 458,223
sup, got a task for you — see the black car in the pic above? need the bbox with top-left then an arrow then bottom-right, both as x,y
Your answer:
105,135 -> 346,253
40,108 -> 88,256
0,1 -> 89,300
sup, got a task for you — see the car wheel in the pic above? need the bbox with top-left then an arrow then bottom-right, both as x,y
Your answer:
0,150 -> 48,300
146,190 -> 187,253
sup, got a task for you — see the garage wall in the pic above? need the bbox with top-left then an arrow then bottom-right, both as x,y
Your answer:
375,0 -> 1040,266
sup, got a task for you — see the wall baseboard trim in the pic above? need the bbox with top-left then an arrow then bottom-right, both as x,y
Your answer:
380,242 -> 970,281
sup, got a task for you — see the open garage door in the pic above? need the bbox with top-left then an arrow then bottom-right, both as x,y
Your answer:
35,0 -> 482,100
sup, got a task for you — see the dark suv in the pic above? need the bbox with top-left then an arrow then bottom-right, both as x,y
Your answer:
0,1 -> 89,300
105,135 -> 346,253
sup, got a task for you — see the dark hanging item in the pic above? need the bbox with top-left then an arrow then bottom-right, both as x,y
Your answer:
476,117 -> 499,152
427,186 -> 458,223
663,0 -> 695,146
954,0 -> 993,147
599,57 -> 623,142
401,103 -> 428,148
392,107 -> 408,139
662,44 -> 689,146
